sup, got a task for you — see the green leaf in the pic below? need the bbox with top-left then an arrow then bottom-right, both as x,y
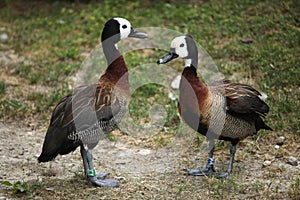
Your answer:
1,181 -> 13,186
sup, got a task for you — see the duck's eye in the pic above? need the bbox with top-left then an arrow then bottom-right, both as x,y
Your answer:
122,25 -> 127,29
180,43 -> 184,47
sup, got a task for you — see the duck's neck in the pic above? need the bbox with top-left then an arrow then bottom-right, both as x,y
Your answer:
182,46 -> 201,88
102,40 -> 122,66
180,66 -> 209,108
100,40 -> 128,91
181,66 -> 203,86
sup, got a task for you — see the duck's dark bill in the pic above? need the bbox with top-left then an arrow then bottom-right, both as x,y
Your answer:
129,29 -> 148,38
157,52 -> 179,64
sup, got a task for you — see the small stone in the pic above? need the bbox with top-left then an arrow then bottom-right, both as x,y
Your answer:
275,145 -> 280,149
241,38 -> 254,44
138,149 -> 151,155
263,160 -> 272,167
287,156 -> 298,166
0,33 -> 8,41
46,187 -> 55,191
276,136 -> 285,145
265,154 -> 274,160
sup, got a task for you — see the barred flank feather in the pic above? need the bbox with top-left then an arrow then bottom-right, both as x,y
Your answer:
68,94 -> 128,144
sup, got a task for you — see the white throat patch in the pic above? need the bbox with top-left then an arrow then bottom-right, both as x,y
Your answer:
185,59 -> 192,67
114,17 -> 131,40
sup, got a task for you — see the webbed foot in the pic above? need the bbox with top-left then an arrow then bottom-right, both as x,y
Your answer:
95,172 -> 109,179
217,172 -> 231,179
187,165 -> 215,176
88,175 -> 119,187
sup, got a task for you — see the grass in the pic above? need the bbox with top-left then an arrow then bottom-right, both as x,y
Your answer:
1,179 -> 43,195
0,0 -> 299,199
1,0 -> 298,130
289,177 -> 300,199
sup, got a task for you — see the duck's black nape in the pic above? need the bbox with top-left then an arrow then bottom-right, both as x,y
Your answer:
101,18 -> 121,43
184,36 -> 198,67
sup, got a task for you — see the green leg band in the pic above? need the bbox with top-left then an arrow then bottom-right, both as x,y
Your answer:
88,169 -> 96,177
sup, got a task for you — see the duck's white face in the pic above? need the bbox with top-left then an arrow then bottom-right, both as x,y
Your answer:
114,17 -> 132,40
170,36 -> 188,58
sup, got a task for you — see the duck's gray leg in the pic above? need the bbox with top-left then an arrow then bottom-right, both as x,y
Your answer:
80,145 -> 118,187
218,145 -> 236,178
187,140 -> 216,176
80,145 -> 89,178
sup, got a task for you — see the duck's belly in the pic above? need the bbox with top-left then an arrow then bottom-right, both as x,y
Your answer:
220,114 -> 256,140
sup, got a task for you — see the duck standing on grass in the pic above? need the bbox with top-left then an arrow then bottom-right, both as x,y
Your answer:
157,35 -> 272,178
38,18 -> 148,187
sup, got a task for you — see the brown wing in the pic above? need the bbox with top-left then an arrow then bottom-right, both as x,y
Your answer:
210,80 -> 269,115
49,82 -> 123,129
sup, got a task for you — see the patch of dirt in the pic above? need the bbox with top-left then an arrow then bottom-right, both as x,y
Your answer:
1,118 -> 300,199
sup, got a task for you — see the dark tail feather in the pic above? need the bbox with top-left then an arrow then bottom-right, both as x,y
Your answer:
262,123 -> 273,131
255,116 -> 273,131
38,153 -> 57,163
38,124 -> 80,163
37,125 -> 64,163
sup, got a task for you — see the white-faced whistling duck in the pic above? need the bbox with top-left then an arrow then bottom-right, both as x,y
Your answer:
38,18 -> 148,187
157,35 -> 272,178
